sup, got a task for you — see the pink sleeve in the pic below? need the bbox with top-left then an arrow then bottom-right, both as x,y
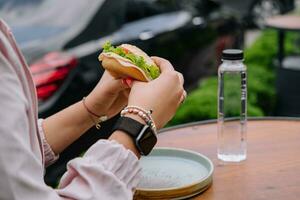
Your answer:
57,140 -> 142,199
37,120 -> 142,199
37,119 -> 59,167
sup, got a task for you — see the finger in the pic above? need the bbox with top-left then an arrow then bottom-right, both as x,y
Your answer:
129,79 -> 144,88
108,78 -> 129,93
151,56 -> 174,72
177,72 -> 184,86
122,88 -> 130,98
180,90 -> 187,104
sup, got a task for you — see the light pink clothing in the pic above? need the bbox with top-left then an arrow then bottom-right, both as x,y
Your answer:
0,19 -> 141,200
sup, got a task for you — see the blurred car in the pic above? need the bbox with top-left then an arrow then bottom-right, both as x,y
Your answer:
213,0 -> 295,27
1,0 -> 242,186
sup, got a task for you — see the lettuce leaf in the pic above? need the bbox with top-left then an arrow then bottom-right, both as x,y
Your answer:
103,42 -> 160,79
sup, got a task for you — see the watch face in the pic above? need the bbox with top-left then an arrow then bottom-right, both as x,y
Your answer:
136,126 -> 157,155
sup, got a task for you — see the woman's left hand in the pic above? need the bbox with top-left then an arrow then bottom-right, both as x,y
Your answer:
84,71 -> 130,118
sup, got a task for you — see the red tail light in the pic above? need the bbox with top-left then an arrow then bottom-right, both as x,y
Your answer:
30,52 -> 78,101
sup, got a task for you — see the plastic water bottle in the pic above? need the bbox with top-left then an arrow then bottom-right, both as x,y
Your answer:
217,49 -> 247,162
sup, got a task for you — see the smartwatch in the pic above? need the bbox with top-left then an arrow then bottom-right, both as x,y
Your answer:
112,116 -> 157,155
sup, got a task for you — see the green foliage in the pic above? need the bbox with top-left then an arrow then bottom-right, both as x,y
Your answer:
244,31 -> 277,67
169,30 -> 299,126
168,78 -> 218,125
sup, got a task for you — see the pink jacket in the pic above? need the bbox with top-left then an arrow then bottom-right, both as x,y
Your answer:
0,19 -> 141,200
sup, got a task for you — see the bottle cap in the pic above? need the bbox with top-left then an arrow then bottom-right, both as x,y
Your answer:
222,49 -> 244,60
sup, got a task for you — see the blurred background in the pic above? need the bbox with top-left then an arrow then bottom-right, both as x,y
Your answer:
1,0 -> 299,187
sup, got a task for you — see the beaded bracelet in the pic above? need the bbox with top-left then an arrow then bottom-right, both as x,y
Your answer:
122,106 -> 154,125
82,97 -> 108,129
121,106 -> 156,132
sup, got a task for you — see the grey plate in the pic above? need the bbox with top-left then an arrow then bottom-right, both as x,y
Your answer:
135,147 -> 214,200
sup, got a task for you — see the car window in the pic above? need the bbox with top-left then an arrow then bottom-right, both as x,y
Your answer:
0,0 -> 105,26
0,0 -> 42,8
126,0 -> 201,23
0,0 -> 107,47
0,0 -> 44,22
124,0 -> 219,22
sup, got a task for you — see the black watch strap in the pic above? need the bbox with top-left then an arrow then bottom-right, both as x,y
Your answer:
112,117 -> 145,139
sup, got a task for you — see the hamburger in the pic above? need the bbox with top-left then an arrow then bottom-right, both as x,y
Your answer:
98,42 -> 160,82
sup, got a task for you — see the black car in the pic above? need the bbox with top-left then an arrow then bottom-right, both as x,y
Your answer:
1,0 -> 242,186
213,0 -> 295,27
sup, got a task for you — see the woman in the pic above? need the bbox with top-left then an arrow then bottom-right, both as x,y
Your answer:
0,19 -> 185,199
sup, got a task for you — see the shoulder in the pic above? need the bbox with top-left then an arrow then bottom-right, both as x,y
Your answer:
0,19 -> 23,74
0,19 -> 15,46
0,19 -> 11,34
0,19 -> 15,60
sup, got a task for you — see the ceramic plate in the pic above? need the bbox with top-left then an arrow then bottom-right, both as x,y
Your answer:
134,147 -> 214,200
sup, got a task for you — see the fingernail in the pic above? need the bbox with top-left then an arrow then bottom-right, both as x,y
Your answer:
125,78 -> 133,87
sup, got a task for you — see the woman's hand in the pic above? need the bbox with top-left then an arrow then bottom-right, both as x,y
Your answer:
43,71 -> 130,154
85,71 -> 130,118
127,57 -> 186,129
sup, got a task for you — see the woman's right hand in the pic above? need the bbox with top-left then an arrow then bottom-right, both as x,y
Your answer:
127,57 -> 186,129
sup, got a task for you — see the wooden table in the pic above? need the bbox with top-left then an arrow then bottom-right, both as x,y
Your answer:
157,118 -> 300,200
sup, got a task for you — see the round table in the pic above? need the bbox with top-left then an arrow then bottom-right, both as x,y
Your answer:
264,15 -> 300,116
265,15 -> 300,31
265,15 -> 300,68
156,118 -> 300,200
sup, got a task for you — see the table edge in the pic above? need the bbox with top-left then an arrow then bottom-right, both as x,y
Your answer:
160,116 -> 300,133
265,25 -> 300,32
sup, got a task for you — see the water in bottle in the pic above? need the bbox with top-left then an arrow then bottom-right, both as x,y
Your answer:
217,49 -> 247,162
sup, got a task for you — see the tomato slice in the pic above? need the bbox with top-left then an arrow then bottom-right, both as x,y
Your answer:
122,47 -> 130,54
